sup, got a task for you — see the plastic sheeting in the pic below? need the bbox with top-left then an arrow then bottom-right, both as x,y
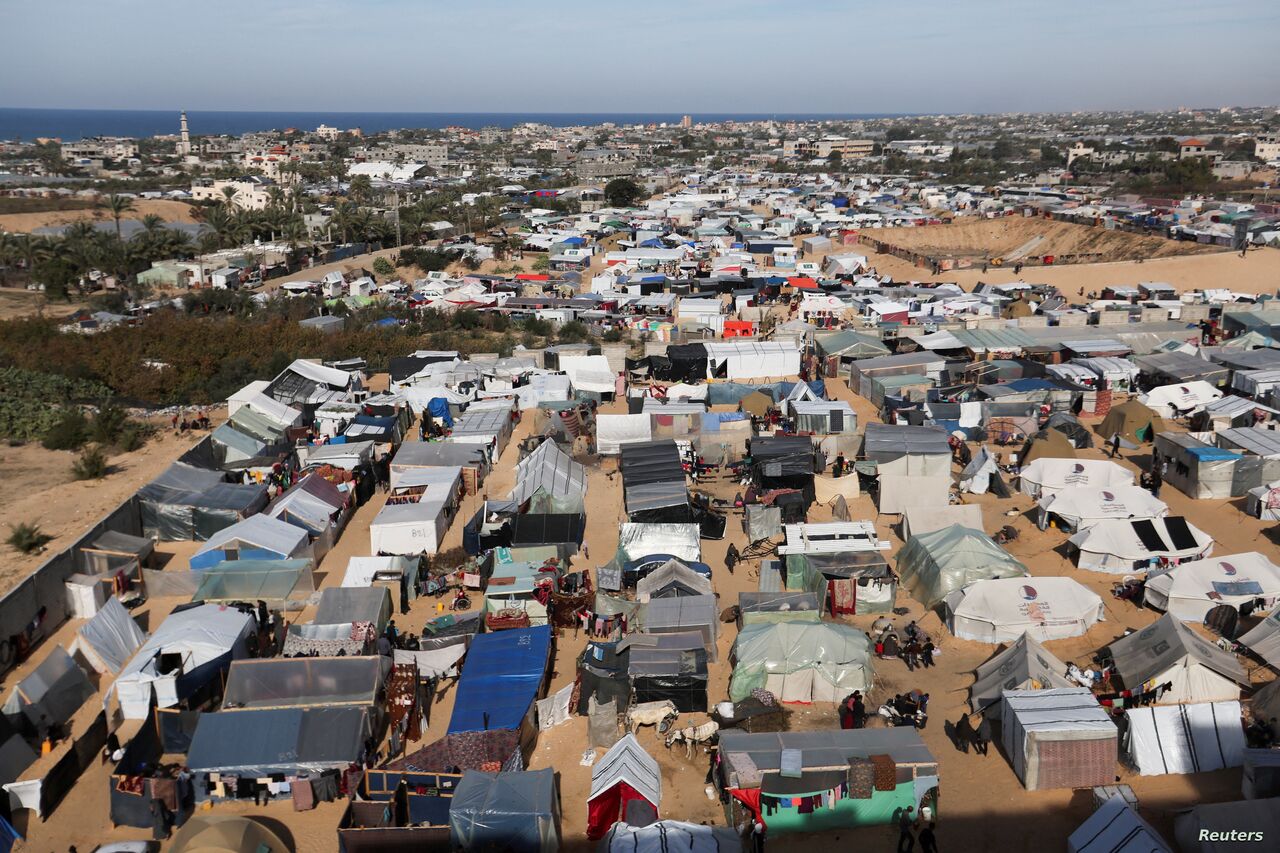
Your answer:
901,504 -> 982,541
449,626 -> 552,735
598,414 -> 653,455
535,682 -> 574,731
944,577 -> 1104,643
449,768 -> 559,853
600,821 -> 742,853
970,632 -> 1073,718
616,524 -> 701,565
191,559 -> 315,605
138,463 -> 267,541
186,707 -> 369,776
2,646 -> 94,729
560,355 -> 617,394
1000,688 -> 1116,791
1124,700 -> 1245,776
221,656 -> 387,710
190,513 -> 311,569
510,440 -> 587,506
729,621 -> 872,703
314,587 -> 392,631
70,597 -> 146,675
1143,552 -> 1280,622
895,524 -> 1028,609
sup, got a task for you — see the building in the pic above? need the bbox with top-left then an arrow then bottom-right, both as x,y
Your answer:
178,111 -> 192,157
783,136 -> 874,160
575,149 -> 637,179
190,177 -> 275,210
1255,133 -> 1280,162
1178,138 -> 1219,161
680,115 -> 693,129
389,143 -> 448,166
60,137 -> 139,161
243,147 -> 299,181
1066,142 -> 1094,166
316,124 -> 341,140
347,161 -> 432,182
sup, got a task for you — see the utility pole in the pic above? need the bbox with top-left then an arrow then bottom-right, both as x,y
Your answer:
394,187 -> 402,247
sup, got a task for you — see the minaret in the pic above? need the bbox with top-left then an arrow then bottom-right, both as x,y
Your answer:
179,110 -> 191,156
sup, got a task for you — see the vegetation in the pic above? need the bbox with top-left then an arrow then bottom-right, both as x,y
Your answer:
41,409 -> 90,450
371,257 -> 395,277
6,522 -> 51,554
71,444 -> 111,480
603,178 -> 642,207
0,367 -> 111,443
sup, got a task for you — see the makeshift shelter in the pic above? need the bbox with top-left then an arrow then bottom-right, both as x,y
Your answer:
186,707 -> 369,776
599,821 -> 742,853
901,504 -> 983,541
634,558 -> 713,600
190,559 -> 314,606
1037,485 -> 1168,533
612,523 -> 702,585
448,627 -> 551,764
390,441 -> 487,494
861,423 -> 951,514
751,436 -> 819,509
1106,613 -> 1248,704
782,550 -> 896,615
729,621 -> 872,703
737,591 -> 823,626
510,439 -> 587,507
738,390 -> 773,418
626,631 -> 709,713
137,463 -> 267,541
69,597 -> 146,676
1097,399 -> 1164,448
621,441 -> 690,523
265,473 -> 347,537
1154,432 -> 1244,499
895,524 -> 1028,609
1173,798 -> 1280,853
1239,611 -> 1280,669
704,341 -> 799,380
313,586 -> 393,635
970,632 -> 1074,718
1068,794 -> 1171,853
1141,380 -> 1223,418
220,656 -> 387,710
587,734 -> 661,840
1044,412 -> 1094,448
2,646 -> 93,733
112,604 -> 254,719
1001,688 -> 1117,791
958,446 -> 1000,495
341,555 -> 420,603
369,466 -> 462,555
1124,700 -> 1245,775
1143,552 -> 1280,622
945,577 -> 1104,643
171,815 -> 290,853
642,595 -> 718,660
189,513 -> 311,569
1069,516 -> 1213,573
718,729 -> 938,835
790,400 -> 857,435
449,768 -> 560,853
1017,458 -> 1132,500
1019,430 -> 1077,468
79,530 -> 155,577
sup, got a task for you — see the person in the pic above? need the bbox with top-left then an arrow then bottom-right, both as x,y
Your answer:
874,636 -> 886,657
149,796 -> 173,840
881,631 -> 900,659
919,822 -> 938,853
1149,464 -> 1162,498
921,638 -> 936,668
839,695 -> 855,729
852,691 -> 867,728
954,714 -> 973,754
897,806 -> 916,853
975,714 -> 992,756
1109,432 -> 1121,458
903,639 -> 921,672
385,620 -> 398,644
833,452 -> 846,478
905,621 -> 921,643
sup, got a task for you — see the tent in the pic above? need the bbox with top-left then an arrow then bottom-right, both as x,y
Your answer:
449,768 -> 559,853
1018,430 -> 1077,468
2,646 -> 94,731
1017,458 -> 1133,499
370,466 -> 462,555
862,423 -> 951,514
221,656 -> 387,710
189,513 -> 311,569
634,558 -> 713,600
703,341 -> 800,380
588,734 -> 661,840
901,504 -> 983,541
448,626 -> 552,758
895,524 -> 1028,609
1001,688 -> 1117,791
738,390 -> 772,417
1068,794 -> 1171,853
1143,552 -> 1280,622
1124,700 -> 1245,775
171,815 -> 290,853
1174,798 -> 1280,852
1154,432 -> 1244,500
137,463 -> 267,541
1044,412 -> 1094,449
751,436 -> 819,507
313,586 -> 393,635
1097,399 -> 1164,448
69,597 -> 146,675
112,604 -> 254,719
959,446 -> 999,494
390,441 -> 487,493
642,595 -> 718,660
186,707 -> 369,776
1069,516 -> 1214,573
79,530 -> 154,576
510,439 -> 587,507
790,400 -> 857,435
561,354 -> 617,397
341,556 -> 419,611
190,558 -> 314,606
626,631 -> 709,713
600,821 -> 742,853
265,473 -> 347,536
729,621 -> 873,703
1106,613 -> 1248,704
1140,380 -> 1223,418
970,632 -> 1074,718
1038,484 -> 1168,533
1239,610 -> 1280,669
597,414 -> 653,455
944,577 -> 1104,643
621,441 -> 690,523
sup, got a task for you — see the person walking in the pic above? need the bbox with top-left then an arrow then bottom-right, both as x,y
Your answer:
921,638 -> 936,668
919,822 -> 939,853
903,640 -> 920,672
852,691 -> 868,728
954,714 -> 973,754
975,714 -> 992,756
1109,432 -> 1121,458
897,806 -> 916,853
1149,464 -> 1162,498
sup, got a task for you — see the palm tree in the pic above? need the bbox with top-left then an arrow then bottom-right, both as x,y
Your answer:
139,213 -> 166,236
220,185 -> 239,207
102,194 -> 136,244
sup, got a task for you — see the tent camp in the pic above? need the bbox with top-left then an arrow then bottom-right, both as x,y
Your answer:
626,631 -> 710,713
449,768 -> 560,853
186,707 -> 369,777
1037,485 -> 1168,533
1143,552 -> 1280,622
635,558 -> 713,600
944,577 -> 1104,643
221,656 -> 387,710
1106,613 -> 1249,704
1239,610 -> 1280,669
137,463 -> 267,541
1141,380 -> 1223,418
862,423 -> 951,514
1067,794 -> 1171,853
1068,516 -> 1214,573
970,632 -> 1074,718
597,414 -> 653,455
69,597 -> 146,676
1124,700 -> 1245,775
112,604 -> 254,719
189,513 -> 311,569
1017,458 -> 1133,500
587,734 -> 661,840
1001,688 -> 1117,791
509,439 -> 587,507
895,524 -> 1028,609
1173,798 -> 1280,853
1097,399 -> 1164,449
313,586 -> 393,635
369,466 -> 462,555
729,621 -> 873,703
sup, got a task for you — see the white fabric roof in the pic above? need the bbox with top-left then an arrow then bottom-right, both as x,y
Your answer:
560,354 -> 616,394
590,733 -> 661,806
945,577 -> 1104,643
1140,380 -> 1223,415
1068,794 -> 1171,853
342,556 -> 416,588
1143,552 -> 1280,622
597,414 -> 652,455
194,513 -> 309,560
1039,485 -> 1168,530
1125,700 -> 1245,775
71,597 -> 146,675
1018,458 -> 1133,499
283,359 -> 354,389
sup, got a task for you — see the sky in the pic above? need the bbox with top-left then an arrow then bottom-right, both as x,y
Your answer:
2,0 -> 1277,114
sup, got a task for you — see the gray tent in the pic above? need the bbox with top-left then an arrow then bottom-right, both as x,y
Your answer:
970,632 -> 1074,719
1106,613 -> 1249,704
2,646 -> 94,730
70,597 -> 146,675
510,439 -> 587,506
314,586 -> 393,633
895,524 -> 1028,609
642,595 -> 718,660
635,559 -> 713,600
221,656 -> 388,710
449,767 -> 560,853
1239,610 -> 1280,668
138,462 -> 268,541
80,530 -> 155,576
186,707 -> 369,777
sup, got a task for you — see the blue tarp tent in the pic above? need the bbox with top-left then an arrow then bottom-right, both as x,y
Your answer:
428,397 -> 454,428
448,626 -> 552,735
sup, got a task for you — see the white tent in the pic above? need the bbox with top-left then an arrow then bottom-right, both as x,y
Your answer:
369,466 -> 462,555
69,597 -> 146,675
560,354 -> 617,395
703,341 -> 800,380
902,504 -> 983,541
509,439 -> 587,507
970,632 -> 1074,718
1124,700 -> 1245,776
1245,480 -> 1280,520
1000,687 -> 1117,791
600,822 -> 741,853
1140,380 -> 1223,417
1038,484 -> 1168,533
1108,613 -> 1248,705
959,446 -> 998,494
597,414 -> 652,455
112,604 -> 254,719
1239,610 -> 1280,669
1068,516 -> 1214,573
1143,552 -> 1280,622
1068,794 -> 1171,853
1018,458 -> 1133,499
944,577 -> 1104,643
342,555 -> 418,588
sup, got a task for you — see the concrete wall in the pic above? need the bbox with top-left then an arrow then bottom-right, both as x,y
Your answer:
1096,310 -> 1129,326
1180,304 -> 1211,323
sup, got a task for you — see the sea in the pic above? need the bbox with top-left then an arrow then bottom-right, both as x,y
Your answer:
0,108 -> 902,141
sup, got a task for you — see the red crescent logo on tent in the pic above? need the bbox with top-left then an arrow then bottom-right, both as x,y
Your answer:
1221,562 -> 1237,576
1073,463 -> 1085,473
1021,585 -> 1038,601
1101,491 -> 1115,501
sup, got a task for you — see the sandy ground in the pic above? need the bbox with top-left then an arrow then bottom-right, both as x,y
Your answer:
0,199 -> 200,233
0,287 -> 90,321
7,373 -> 1277,852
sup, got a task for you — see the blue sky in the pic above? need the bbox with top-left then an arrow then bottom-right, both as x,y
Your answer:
2,0 -> 1276,113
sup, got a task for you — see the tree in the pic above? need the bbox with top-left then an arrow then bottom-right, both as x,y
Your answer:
372,257 -> 395,277
826,150 -> 843,168
102,194 -> 136,245
603,177 -> 642,208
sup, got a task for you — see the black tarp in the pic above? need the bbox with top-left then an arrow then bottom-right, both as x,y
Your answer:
511,513 -> 585,549
576,642 -> 630,715
1163,516 -> 1199,551
655,344 -> 707,382
1131,519 -> 1170,553
621,441 -> 690,522
752,436 -> 818,507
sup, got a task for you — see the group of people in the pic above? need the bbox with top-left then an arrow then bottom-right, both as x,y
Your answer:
873,619 -> 937,673
949,712 -> 993,756
170,409 -> 211,432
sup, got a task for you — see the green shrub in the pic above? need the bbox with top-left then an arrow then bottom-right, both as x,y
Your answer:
42,409 -> 90,450
90,399 -> 129,445
372,257 -> 395,277
72,444 -> 110,480
6,522 -> 51,554
557,320 -> 592,344
117,424 -> 149,452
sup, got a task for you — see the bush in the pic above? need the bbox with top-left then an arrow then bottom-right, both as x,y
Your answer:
72,444 -> 110,480
117,423 -> 150,452
521,318 -> 553,338
90,399 -> 129,445
557,320 -> 592,344
371,257 -> 395,277
602,327 -> 626,342
42,409 -> 90,450
7,522 -> 51,554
